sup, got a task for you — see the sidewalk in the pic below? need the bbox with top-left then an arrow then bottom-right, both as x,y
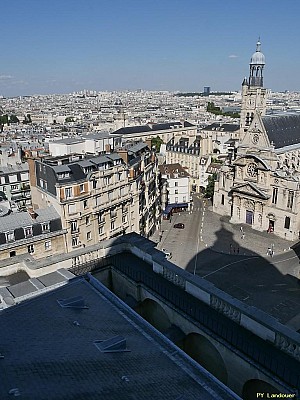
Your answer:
200,206 -> 296,258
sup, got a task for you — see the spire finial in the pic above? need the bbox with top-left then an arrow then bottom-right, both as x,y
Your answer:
256,37 -> 261,52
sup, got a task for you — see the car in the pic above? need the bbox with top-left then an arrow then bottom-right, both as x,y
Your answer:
174,223 -> 185,229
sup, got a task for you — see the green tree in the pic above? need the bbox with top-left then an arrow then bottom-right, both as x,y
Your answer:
205,173 -> 217,199
65,116 -> 75,123
151,136 -> 164,153
0,114 -> 9,125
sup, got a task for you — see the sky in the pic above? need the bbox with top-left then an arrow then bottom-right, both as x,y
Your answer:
0,0 -> 300,96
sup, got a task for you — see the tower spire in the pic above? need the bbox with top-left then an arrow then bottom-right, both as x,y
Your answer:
249,38 -> 265,87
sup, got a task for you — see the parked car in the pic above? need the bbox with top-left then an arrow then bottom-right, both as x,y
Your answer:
174,223 -> 185,229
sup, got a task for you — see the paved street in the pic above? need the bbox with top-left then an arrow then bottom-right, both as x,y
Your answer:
151,195 -> 300,329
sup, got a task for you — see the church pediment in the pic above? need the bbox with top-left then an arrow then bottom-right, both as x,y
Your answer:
239,112 -> 271,149
231,182 -> 269,200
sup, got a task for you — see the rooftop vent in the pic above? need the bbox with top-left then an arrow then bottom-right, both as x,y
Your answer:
57,296 -> 88,309
94,336 -> 130,353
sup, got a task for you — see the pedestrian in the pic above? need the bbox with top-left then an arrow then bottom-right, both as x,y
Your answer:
267,247 -> 271,256
233,247 -> 236,254
240,226 -> 243,233
237,247 -> 240,254
241,233 -> 245,239
230,243 -> 233,254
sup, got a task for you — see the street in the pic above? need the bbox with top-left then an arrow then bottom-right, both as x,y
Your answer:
153,195 -> 300,328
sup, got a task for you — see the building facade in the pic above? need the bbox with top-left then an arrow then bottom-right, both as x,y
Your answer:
29,143 -> 161,252
0,206 -> 66,260
213,40 -> 300,241
0,163 -> 31,211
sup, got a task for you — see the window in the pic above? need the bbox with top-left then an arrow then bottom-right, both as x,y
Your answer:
122,214 -> 128,223
287,191 -> 294,209
272,188 -> 278,204
24,226 -> 33,237
41,222 -> 50,232
96,196 -> 101,207
11,184 -> 19,191
65,187 -> 73,199
92,179 -> 97,189
98,213 -> 105,223
44,240 -> 52,250
175,189 -> 178,195
28,244 -> 34,254
5,231 -> 15,242
72,237 -> 79,247
110,221 -> 115,230
221,194 -> 225,205
284,216 -> 291,229
87,231 -> 92,241
83,199 -> 88,209
86,215 -> 90,225
175,197 -> 178,203
174,182 -> 178,187
183,196 -> 186,202
99,226 -> 104,235
68,204 -> 76,214
79,184 -> 85,193
9,174 -> 17,183
70,221 -> 78,233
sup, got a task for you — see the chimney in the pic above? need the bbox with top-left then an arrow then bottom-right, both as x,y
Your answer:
27,207 -> 37,219
27,157 -> 37,187
117,149 -> 128,164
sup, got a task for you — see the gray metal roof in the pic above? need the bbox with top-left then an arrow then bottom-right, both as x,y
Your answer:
263,113 -> 300,149
0,206 -> 60,232
0,278 -> 238,400
52,165 -> 71,173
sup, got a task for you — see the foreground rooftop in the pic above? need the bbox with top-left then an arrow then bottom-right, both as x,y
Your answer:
0,276 -> 238,400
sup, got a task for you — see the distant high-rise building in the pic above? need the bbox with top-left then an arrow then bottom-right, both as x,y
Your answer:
204,86 -> 210,95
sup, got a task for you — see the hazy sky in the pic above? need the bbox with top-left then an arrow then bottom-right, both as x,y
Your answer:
1,0 -> 299,96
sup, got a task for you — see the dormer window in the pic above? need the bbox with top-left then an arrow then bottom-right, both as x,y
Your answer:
41,222 -> 50,233
5,231 -> 15,242
24,226 -> 33,238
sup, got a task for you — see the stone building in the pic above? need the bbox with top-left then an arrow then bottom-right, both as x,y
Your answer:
111,120 -> 197,144
0,163 -> 31,211
213,40 -> 300,241
29,143 -> 161,251
0,206 -> 66,260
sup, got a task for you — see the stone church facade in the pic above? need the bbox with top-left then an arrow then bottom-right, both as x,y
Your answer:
213,40 -> 300,241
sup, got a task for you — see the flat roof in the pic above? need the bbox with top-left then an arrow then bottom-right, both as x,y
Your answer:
0,277 -> 238,400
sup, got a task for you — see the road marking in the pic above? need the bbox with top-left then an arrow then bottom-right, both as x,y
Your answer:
202,256 -> 260,278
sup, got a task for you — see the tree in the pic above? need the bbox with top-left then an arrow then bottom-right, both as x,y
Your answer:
205,173 -> 217,199
65,116 -> 75,123
151,136 -> 164,153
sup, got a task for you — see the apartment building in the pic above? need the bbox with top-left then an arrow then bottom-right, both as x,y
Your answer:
158,163 -> 190,211
0,163 -> 31,211
0,206 -> 66,260
29,143 -> 161,251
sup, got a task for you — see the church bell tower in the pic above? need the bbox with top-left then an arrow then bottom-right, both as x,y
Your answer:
240,39 -> 267,134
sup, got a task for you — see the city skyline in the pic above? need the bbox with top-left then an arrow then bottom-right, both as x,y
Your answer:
1,0 -> 300,97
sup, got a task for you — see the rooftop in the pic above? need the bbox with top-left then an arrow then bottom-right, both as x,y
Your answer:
0,276 -> 238,400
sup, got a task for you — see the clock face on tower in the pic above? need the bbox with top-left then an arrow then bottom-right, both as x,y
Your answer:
247,163 -> 257,177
